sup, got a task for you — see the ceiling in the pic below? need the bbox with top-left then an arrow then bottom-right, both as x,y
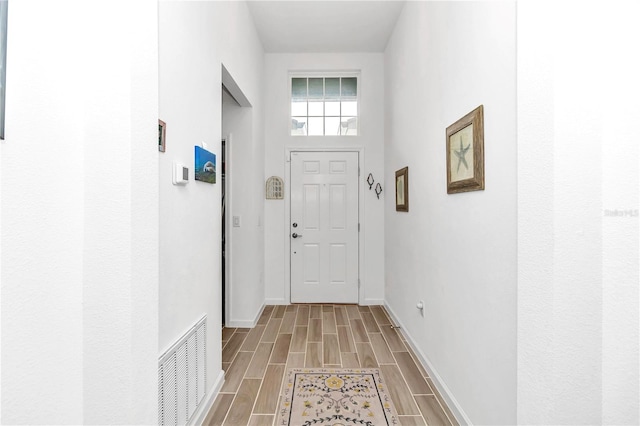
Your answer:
246,1 -> 406,53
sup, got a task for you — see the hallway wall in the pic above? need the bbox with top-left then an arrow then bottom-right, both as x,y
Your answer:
517,2 -> 640,424
263,53 -> 385,305
384,2 -> 517,424
158,0 -> 264,407
1,0 -> 158,423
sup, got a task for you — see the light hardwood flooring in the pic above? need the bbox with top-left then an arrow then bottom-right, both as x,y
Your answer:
204,304 -> 459,426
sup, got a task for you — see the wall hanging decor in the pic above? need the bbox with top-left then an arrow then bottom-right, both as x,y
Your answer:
266,176 -> 284,199
158,119 -> 166,152
366,173 -> 374,190
194,145 -> 216,184
446,105 -> 484,194
395,167 -> 409,212
375,182 -> 382,199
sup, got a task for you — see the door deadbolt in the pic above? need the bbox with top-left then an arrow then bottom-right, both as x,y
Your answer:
292,223 -> 298,228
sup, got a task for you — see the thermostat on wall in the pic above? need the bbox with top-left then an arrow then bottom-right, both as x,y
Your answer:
172,162 -> 189,185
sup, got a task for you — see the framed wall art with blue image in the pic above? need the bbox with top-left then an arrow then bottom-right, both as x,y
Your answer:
194,146 -> 216,184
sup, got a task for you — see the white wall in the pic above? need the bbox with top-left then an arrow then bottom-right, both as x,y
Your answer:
158,0 -> 264,401
384,2 -> 516,424
517,1 -> 640,424
1,0 -> 158,423
264,53 -> 386,305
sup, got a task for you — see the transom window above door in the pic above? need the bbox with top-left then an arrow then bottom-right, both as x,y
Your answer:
290,76 -> 358,136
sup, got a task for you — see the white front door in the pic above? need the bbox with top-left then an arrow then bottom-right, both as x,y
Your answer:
290,151 -> 359,303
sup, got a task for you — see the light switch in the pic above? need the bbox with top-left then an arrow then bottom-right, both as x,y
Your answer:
233,216 -> 241,227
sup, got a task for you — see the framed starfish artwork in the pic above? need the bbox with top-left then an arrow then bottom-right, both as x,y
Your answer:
446,105 -> 484,194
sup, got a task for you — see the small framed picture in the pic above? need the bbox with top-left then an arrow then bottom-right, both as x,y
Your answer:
158,119 -> 166,152
194,146 -> 216,184
446,105 -> 484,194
0,0 -> 8,140
395,167 -> 409,212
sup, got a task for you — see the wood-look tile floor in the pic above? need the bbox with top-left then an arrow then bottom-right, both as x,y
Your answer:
204,305 -> 459,426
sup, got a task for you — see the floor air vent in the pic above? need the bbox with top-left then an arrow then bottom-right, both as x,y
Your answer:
158,316 -> 207,425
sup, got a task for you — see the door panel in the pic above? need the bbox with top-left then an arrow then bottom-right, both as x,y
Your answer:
330,185 -> 347,230
330,244 -> 347,284
303,244 -> 320,284
291,151 -> 359,303
304,185 -> 320,229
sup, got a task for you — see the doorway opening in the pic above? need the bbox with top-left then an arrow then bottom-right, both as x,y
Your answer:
221,64 -> 252,327
221,89 -> 237,328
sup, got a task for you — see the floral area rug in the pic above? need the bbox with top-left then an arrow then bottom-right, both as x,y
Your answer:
277,368 -> 399,425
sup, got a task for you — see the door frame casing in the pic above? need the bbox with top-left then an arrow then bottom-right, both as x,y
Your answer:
224,133 -> 233,327
284,147 -> 365,305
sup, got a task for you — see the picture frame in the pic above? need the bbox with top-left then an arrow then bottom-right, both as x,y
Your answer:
446,105 -> 484,194
0,0 -> 8,140
158,119 -> 166,152
194,145 -> 216,184
395,167 -> 409,212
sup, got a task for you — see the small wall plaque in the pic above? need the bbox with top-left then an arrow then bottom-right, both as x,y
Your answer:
266,176 -> 284,200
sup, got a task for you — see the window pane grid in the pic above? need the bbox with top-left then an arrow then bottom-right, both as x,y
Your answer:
291,76 -> 357,136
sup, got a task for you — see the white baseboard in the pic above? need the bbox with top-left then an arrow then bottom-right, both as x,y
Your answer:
264,298 -> 384,306
265,298 -> 288,305
383,302 -> 472,426
226,303 -> 265,328
189,369 -> 225,426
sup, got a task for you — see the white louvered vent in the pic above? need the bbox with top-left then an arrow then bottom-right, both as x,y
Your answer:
159,316 -> 207,426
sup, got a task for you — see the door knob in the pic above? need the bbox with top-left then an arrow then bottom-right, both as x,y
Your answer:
292,233 -> 303,238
